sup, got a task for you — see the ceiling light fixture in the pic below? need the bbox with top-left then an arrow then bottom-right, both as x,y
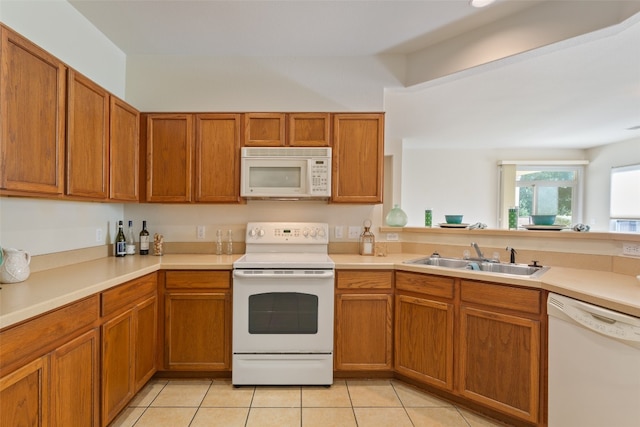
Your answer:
470,0 -> 496,7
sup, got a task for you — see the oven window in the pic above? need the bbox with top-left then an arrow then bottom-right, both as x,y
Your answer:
248,292 -> 318,334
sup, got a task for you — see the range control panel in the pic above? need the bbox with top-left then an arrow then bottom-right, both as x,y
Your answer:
245,222 -> 329,244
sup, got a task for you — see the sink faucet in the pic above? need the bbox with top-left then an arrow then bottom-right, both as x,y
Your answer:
470,242 -> 485,260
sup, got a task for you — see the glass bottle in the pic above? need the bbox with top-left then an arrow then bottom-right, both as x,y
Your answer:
226,229 -> 233,255
115,221 -> 127,257
385,204 -> 408,227
139,220 -> 150,255
216,229 -> 223,255
359,219 -> 375,256
126,220 -> 136,255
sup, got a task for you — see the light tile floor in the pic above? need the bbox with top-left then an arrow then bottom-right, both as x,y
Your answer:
110,378 -> 510,427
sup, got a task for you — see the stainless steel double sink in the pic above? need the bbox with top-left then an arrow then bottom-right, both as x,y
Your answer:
404,255 -> 549,278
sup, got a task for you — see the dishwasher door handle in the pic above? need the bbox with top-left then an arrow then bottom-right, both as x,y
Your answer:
590,313 -> 616,324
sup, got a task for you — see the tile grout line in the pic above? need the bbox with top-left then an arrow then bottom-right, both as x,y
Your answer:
131,380 -> 169,427
186,380 -> 214,427
390,380 -> 417,427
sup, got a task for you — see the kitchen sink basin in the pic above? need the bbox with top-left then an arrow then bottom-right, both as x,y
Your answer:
477,262 -> 546,276
404,256 -> 548,277
407,256 -> 472,269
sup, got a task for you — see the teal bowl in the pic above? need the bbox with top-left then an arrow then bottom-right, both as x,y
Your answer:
445,215 -> 463,224
530,215 -> 556,225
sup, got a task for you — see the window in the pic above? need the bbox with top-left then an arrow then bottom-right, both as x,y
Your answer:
498,161 -> 587,228
610,164 -> 640,232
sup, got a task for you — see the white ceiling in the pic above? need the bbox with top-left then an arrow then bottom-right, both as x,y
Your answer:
68,0 -> 640,149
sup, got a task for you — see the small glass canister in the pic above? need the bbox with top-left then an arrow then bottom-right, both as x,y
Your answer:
153,233 -> 164,256
508,207 -> 519,230
359,219 -> 375,256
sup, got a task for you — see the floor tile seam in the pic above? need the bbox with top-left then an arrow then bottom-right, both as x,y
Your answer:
454,406 -> 474,427
128,406 -> 148,426
344,380 -> 358,427
141,381 -> 169,409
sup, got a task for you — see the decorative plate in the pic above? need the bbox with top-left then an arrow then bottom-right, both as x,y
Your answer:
438,223 -> 469,229
522,224 -> 568,231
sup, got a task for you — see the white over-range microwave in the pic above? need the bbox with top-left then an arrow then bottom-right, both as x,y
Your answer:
241,147 -> 332,199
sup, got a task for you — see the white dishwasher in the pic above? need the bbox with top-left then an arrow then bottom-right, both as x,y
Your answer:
547,293 -> 640,427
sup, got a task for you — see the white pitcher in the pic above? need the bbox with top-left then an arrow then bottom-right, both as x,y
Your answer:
0,248 -> 31,283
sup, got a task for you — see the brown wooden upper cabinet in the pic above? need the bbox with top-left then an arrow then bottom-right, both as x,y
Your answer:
195,114 -> 242,203
288,113 -> 331,146
142,114 -> 194,202
0,25 -> 67,196
244,113 -> 286,146
142,113 -> 242,203
331,113 -> 384,203
244,113 -> 331,147
110,97 -> 140,202
66,69 -> 110,200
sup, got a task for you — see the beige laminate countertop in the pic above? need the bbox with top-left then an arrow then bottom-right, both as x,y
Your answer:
1,253 -> 638,329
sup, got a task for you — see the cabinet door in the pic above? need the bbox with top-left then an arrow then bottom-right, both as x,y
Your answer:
110,97 -> 139,201
459,306 -> 540,423
288,113 -> 330,146
195,114 -> 242,202
50,329 -> 99,427
0,355 -> 49,427
144,114 -> 193,202
331,113 -> 384,203
66,70 -> 109,199
101,309 -> 134,426
244,113 -> 285,146
335,293 -> 393,371
165,292 -> 231,370
0,26 -> 66,195
134,295 -> 158,392
395,294 -> 454,390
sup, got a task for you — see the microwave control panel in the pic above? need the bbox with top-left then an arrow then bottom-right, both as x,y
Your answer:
310,159 -> 331,194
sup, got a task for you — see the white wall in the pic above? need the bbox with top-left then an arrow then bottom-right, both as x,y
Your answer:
0,0 -> 127,96
399,146 -> 587,228
126,54 -> 405,112
0,0 -> 128,255
586,137 -> 640,229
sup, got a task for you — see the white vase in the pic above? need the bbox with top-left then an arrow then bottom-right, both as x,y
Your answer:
0,248 -> 31,283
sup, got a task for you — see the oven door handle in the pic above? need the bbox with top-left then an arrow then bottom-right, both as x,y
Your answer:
233,270 -> 334,279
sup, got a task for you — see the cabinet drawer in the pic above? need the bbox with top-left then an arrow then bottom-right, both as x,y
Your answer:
396,271 -> 455,299
165,270 -> 231,290
0,295 -> 99,374
101,273 -> 157,317
336,270 -> 393,290
460,280 -> 541,315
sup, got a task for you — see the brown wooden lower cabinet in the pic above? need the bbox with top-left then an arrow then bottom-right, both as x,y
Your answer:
50,328 -> 100,427
395,294 -> 454,390
394,271 -> 545,426
163,270 -> 231,371
101,274 -> 158,426
0,295 -> 100,427
0,266 -> 547,427
0,355 -> 48,427
334,270 -> 394,372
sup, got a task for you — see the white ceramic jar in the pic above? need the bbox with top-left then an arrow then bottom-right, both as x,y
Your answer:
0,248 -> 31,283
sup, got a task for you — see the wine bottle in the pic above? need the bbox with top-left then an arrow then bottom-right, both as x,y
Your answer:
115,221 -> 127,257
139,220 -> 150,255
126,220 -> 136,255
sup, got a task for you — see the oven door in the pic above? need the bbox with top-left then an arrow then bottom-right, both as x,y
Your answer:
232,269 -> 334,354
